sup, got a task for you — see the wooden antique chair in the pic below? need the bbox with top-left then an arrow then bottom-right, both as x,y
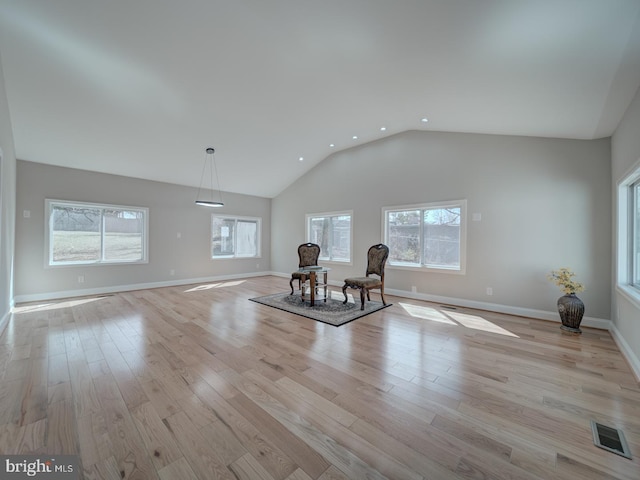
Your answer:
342,243 -> 389,310
290,243 -> 321,294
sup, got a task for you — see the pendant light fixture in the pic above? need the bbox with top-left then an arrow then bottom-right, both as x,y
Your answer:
195,147 -> 224,207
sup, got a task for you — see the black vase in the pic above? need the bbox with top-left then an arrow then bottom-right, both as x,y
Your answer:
557,293 -> 585,334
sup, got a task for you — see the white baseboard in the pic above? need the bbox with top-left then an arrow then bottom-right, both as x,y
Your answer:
13,271 -> 273,304
609,324 -> 640,382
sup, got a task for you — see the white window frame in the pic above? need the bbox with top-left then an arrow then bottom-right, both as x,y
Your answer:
0,150 -> 3,270
46,199 -> 149,267
382,199 -> 467,274
616,158 -> 640,307
211,214 -> 262,259
305,210 -> 353,264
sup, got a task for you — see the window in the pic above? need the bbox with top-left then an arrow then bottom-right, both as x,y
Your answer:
633,179 -> 640,287
383,200 -> 466,273
306,211 -> 352,263
618,161 -> 640,300
46,200 -> 148,266
212,215 -> 261,258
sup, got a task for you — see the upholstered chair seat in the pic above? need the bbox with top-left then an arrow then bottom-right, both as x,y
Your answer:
343,244 -> 389,310
343,277 -> 381,289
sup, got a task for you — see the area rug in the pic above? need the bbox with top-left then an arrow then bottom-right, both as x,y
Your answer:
249,291 -> 391,326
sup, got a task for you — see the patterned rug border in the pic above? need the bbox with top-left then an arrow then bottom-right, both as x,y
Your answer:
249,291 -> 391,326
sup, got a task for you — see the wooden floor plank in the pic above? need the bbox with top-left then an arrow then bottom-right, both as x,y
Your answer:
130,401 -> 182,470
164,410 -> 235,480
231,390 -> 331,479
228,452 -> 277,480
157,457 -> 199,480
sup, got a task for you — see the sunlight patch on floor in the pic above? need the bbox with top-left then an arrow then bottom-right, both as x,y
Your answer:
399,303 -> 457,325
184,280 -> 246,292
446,311 -> 519,337
400,302 -> 519,337
13,296 -> 105,313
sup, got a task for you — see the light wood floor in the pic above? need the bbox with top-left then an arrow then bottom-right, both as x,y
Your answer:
1,276 -> 639,479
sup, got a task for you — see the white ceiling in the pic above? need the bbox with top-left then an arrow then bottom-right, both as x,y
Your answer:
1,1 -> 640,198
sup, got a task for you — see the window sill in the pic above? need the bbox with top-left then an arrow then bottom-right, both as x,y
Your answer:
387,264 -> 465,275
318,259 -> 353,266
47,260 -> 148,268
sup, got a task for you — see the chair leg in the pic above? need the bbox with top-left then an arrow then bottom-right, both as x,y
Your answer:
289,278 -> 295,295
342,284 -> 349,304
380,288 -> 386,305
359,288 -> 366,310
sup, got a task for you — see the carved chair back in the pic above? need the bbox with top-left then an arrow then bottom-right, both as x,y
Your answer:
365,244 -> 389,277
298,243 -> 321,268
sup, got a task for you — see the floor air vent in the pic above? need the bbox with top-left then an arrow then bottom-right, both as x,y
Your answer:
591,420 -> 632,459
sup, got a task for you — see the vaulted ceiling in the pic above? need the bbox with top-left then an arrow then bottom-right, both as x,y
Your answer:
1,1 -> 639,198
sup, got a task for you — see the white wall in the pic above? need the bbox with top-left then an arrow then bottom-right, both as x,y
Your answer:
15,161 -> 271,301
272,130 -> 611,322
612,86 -> 640,377
0,51 -> 16,330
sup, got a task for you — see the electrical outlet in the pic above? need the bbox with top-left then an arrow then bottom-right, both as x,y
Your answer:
78,275 -> 85,284
486,287 -> 493,296
411,286 -> 417,293
170,269 -> 175,276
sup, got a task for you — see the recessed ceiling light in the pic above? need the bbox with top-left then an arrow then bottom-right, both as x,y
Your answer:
421,117 -> 429,123
298,157 -> 304,162
380,127 -> 387,131
329,143 -> 335,147
352,135 -> 358,140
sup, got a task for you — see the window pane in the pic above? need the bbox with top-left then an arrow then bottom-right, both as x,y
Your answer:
330,215 -> 351,261
48,201 -> 147,266
104,209 -> 144,261
310,217 -> 330,259
387,210 -> 421,265
384,201 -> 465,272
211,215 -> 261,259
212,217 -> 236,256
51,206 -> 101,262
307,214 -> 352,262
424,207 -> 460,268
236,220 -> 257,256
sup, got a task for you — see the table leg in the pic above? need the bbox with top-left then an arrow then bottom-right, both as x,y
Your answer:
309,271 -> 316,306
322,271 -> 328,302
